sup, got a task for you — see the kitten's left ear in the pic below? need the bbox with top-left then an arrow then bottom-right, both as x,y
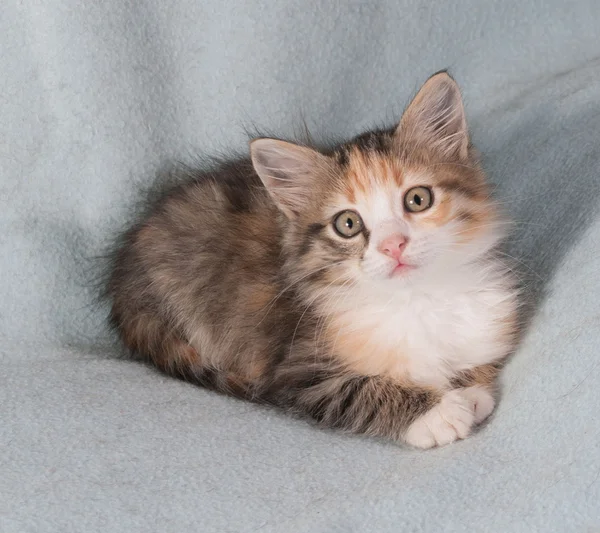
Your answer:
396,72 -> 469,160
250,138 -> 330,219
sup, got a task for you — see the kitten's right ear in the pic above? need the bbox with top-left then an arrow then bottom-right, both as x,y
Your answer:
250,138 -> 329,219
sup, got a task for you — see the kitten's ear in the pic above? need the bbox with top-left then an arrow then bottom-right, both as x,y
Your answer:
397,72 -> 469,160
250,138 -> 329,218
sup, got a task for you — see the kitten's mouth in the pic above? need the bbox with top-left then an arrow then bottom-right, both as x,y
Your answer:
391,262 -> 416,277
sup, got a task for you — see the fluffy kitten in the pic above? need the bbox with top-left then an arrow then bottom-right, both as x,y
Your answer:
107,73 -> 519,449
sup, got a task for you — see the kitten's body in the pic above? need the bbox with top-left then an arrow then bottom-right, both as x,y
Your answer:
108,74 -> 519,448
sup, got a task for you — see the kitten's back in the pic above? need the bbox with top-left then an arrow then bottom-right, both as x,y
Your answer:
107,158 -> 291,396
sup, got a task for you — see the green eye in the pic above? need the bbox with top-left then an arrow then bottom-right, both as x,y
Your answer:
404,186 -> 433,213
333,210 -> 364,238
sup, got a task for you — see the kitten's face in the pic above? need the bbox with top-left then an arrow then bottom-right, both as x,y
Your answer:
323,152 -> 497,285
251,72 -> 503,292
290,147 -> 499,291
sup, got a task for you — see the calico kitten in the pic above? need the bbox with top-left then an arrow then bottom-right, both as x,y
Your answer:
107,73 -> 519,449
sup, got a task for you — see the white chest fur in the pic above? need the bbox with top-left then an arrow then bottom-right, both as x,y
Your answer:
323,264 -> 517,387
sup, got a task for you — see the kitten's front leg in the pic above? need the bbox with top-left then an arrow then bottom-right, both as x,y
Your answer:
391,363 -> 500,448
269,361 -> 486,449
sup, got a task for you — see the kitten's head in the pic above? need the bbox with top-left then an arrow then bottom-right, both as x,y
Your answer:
251,73 -> 504,294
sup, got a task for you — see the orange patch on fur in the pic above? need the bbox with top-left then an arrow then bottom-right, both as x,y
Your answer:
498,310 -> 520,347
467,364 -> 500,387
344,148 -> 404,201
453,206 -> 496,243
174,339 -> 201,366
325,315 -> 413,381
451,361 -> 502,390
418,194 -> 453,227
242,356 -> 269,381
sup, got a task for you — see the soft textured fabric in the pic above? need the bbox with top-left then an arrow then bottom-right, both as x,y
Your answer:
1,1 -> 600,531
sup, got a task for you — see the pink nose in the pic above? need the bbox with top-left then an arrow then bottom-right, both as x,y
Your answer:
378,234 -> 407,260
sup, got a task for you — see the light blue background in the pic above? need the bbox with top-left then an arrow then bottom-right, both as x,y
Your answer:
1,1 -> 599,531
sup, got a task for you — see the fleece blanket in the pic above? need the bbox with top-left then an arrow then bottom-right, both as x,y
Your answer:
1,1 -> 600,531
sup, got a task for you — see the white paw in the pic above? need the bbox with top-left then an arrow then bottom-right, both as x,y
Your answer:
461,385 -> 496,425
404,387 -> 495,449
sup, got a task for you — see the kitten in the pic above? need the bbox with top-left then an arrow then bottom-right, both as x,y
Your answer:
107,72 -> 519,449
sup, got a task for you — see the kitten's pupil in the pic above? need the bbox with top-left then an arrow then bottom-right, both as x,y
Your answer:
346,218 -> 353,229
414,194 -> 422,206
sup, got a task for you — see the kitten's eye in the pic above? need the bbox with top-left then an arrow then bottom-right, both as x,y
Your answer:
404,186 -> 433,213
333,210 -> 364,238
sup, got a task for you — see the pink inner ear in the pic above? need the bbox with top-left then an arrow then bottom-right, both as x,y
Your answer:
396,74 -> 468,160
250,139 -> 330,219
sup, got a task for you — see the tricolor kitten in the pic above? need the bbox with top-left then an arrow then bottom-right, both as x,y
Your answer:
108,73 -> 519,448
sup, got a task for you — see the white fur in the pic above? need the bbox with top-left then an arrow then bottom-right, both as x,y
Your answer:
461,385 -> 496,424
320,175 -> 516,388
404,386 -> 494,449
324,261 -> 515,387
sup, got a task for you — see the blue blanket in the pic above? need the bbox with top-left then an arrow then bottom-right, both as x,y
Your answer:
2,1 -> 599,531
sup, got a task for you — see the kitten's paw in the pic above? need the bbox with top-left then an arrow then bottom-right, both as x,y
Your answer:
404,389 -> 475,449
460,385 -> 495,425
